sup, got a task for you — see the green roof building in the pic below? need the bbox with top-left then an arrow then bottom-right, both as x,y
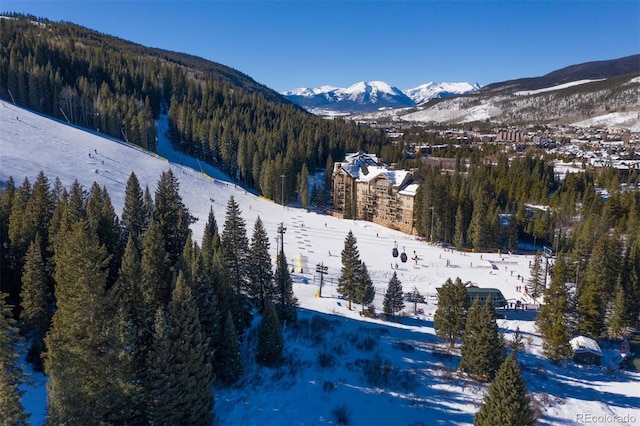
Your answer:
436,287 -> 507,309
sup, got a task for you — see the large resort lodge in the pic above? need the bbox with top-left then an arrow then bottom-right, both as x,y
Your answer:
332,152 -> 419,234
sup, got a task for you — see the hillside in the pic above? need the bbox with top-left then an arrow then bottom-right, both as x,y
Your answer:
0,13 -> 391,200
3,103 -> 639,426
478,54 -> 640,95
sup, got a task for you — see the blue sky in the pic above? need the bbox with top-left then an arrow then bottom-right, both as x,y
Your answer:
2,1 -> 638,92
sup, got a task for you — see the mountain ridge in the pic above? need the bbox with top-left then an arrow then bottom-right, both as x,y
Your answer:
283,55 -> 639,122
282,80 -> 479,114
478,54 -> 640,96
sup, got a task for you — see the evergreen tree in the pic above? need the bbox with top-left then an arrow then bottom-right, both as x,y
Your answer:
19,236 -> 51,370
509,326 -> 525,354
608,241 -> 640,335
45,221 -> 131,424
153,170 -> 192,266
8,177 -> 32,258
221,195 -> 252,331
248,216 -> 274,311
201,206 -> 221,274
298,163 -> 310,209
221,195 -> 250,296
59,179 -> 87,232
121,171 -> 147,241
460,298 -> 505,381
274,248 -> 298,323
24,170 -> 54,254
86,183 -> 123,287
434,277 -> 470,349
113,234 -> 147,368
578,281 -> 605,339
536,258 -> 573,360
625,240 -> 640,329
216,310 -> 243,386
143,184 -> 154,227
0,177 -> 16,298
0,292 -> 29,426
353,262 -> 375,313
453,204 -> 466,249
382,271 -> 404,319
146,273 -> 214,425
337,230 -> 362,310
474,353 -> 536,426
181,237 -> 220,364
468,191 -> 492,250
141,218 -> 172,309
256,300 -> 284,366
608,282 -> 627,338
528,252 -> 545,301
578,233 -> 622,338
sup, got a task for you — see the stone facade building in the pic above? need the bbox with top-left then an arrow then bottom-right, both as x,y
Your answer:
332,152 -> 418,234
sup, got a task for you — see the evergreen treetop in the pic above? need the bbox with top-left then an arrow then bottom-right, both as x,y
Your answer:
460,298 -> 505,381
383,271 -> 404,319
434,277 -> 470,349
474,353 -> 536,426
338,230 -> 362,310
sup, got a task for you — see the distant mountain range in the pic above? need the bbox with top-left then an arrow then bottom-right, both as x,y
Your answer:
284,54 -> 640,128
282,81 -> 480,115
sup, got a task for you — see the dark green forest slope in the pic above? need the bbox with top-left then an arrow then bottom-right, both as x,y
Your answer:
0,14 -> 392,201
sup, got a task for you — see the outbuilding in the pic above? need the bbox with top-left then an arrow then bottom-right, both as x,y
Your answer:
465,287 -> 507,309
570,336 -> 603,366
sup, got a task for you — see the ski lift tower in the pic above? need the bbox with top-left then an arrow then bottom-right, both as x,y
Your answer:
277,222 -> 287,256
542,246 -> 553,290
412,286 -> 421,315
316,262 -> 328,297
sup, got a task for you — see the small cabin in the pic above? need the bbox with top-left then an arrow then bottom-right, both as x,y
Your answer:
570,336 -> 603,366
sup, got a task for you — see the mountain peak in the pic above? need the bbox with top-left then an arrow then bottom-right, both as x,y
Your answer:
403,82 -> 481,105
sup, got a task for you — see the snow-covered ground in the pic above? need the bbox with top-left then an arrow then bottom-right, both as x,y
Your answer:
514,80 -> 605,96
1,102 -> 639,425
572,111 -> 640,133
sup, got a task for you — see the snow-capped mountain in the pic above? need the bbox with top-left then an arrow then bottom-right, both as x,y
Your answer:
283,81 -> 419,115
404,82 -> 481,105
351,73 -> 640,129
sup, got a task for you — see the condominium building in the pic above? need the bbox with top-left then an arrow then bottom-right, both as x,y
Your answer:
332,152 -> 419,234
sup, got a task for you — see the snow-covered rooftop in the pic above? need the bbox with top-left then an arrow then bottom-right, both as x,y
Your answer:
570,336 -> 603,356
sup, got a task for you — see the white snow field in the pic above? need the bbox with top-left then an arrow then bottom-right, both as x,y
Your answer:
1,102 -> 639,426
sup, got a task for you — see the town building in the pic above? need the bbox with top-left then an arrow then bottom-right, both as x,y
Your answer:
332,152 -> 418,234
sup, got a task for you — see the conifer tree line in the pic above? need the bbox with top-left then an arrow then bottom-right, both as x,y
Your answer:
0,14 -> 392,206
412,154 -> 640,254
0,169 -> 296,424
